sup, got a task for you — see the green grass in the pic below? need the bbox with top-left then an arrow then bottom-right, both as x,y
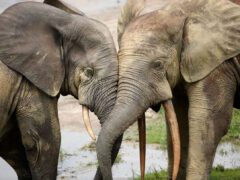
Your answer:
59,148 -> 66,162
81,141 -> 96,151
211,167 -> 240,180
131,109 -> 240,179
222,109 -> 240,144
124,109 -> 167,148
115,153 -> 123,163
85,161 -> 98,167
134,167 -> 240,180
145,110 -> 166,147
84,153 -> 123,167
134,169 -> 167,180
125,108 -> 240,146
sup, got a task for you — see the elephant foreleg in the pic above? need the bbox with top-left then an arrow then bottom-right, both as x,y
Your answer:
16,83 -> 61,180
186,68 -> 236,180
0,121 -> 31,179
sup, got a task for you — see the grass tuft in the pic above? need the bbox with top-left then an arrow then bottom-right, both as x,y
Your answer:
124,109 -> 167,148
135,167 -> 240,180
222,109 -> 240,144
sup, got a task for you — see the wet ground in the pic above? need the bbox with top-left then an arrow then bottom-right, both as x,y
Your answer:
0,0 -> 240,179
57,130 -> 240,180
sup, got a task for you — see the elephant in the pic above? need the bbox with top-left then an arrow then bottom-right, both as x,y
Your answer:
96,0 -> 240,179
0,1 -> 122,179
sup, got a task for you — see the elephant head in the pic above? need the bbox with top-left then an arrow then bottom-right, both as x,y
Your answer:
0,1 -> 118,141
96,0 -> 240,179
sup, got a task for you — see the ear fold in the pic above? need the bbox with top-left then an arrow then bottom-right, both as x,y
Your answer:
0,3 -> 72,96
117,0 -> 145,45
44,0 -> 85,15
181,0 -> 240,83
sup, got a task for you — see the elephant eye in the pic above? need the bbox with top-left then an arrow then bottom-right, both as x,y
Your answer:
81,67 -> 94,82
152,60 -> 164,71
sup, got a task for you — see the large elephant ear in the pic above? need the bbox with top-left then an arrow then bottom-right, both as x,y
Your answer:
0,2 -> 72,96
181,0 -> 240,83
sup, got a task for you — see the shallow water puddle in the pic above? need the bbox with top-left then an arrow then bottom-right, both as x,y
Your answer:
1,131 -> 240,179
57,131 -> 240,179
214,142 -> 240,168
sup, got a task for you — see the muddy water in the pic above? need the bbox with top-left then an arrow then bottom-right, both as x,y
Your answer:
2,130 -> 240,180
214,142 -> 240,168
57,131 -> 168,179
56,130 -> 240,180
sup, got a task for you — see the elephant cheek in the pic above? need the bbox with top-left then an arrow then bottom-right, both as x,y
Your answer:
152,79 -> 173,103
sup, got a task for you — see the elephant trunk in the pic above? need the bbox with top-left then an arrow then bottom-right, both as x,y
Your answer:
80,75 -> 118,140
97,100 -> 146,179
96,79 -> 180,179
93,75 -> 118,124
80,74 -> 122,180
96,75 -> 150,179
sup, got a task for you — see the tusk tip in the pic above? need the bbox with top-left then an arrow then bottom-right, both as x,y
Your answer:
91,135 -> 96,141
82,106 -> 96,142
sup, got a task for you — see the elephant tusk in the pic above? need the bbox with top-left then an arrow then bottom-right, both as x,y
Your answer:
82,106 -> 96,141
138,114 -> 146,180
163,100 -> 180,180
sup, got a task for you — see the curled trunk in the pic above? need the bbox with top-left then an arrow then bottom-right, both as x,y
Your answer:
90,76 -> 121,179
97,102 -> 146,179
96,96 -> 180,180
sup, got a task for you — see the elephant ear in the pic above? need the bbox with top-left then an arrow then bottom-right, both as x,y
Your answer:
181,0 -> 240,83
118,0 -> 145,45
0,2 -> 71,96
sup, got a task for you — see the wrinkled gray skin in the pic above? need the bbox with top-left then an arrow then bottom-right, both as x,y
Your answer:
96,0 -> 240,179
0,2 -> 121,180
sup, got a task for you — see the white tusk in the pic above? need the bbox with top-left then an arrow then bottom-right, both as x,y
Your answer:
82,106 -> 96,141
163,100 -> 180,180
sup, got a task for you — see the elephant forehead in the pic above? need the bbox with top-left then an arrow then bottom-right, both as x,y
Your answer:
122,27 -> 170,44
125,10 -> 173,32
120,22 -> 175,51
119,35 -> 174,59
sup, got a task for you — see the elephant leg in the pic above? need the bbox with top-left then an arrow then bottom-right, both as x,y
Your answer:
167,85 -> 189,179
0,122 -> 32,179
16,84 -> 61,180
186,70 -> 236,180
94,134 -> 123,180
